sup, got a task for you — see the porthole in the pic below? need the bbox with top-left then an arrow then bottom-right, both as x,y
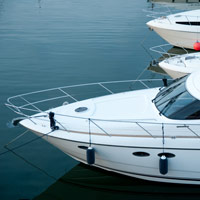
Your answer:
158,152 -> 175,158
78,146 -> 88,150
133,152 -> 150,157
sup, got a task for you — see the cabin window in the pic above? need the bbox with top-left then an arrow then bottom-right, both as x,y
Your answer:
176,21 -> 200,26
154,76 -> 200,120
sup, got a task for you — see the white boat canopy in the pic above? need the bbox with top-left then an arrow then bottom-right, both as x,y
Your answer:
186,69 -> 200,101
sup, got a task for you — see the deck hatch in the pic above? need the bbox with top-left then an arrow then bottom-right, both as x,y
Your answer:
75,107 -> 88,112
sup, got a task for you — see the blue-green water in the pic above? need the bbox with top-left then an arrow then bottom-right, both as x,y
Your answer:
34,163 -> 200,200
0,0 -> 199,199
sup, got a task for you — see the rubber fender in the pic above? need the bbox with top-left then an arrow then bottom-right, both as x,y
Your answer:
87,147 -> 95,165
159,155 -> 168,175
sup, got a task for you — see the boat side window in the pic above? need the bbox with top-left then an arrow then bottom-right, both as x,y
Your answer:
176,21 -> 200,26
164,92 -> 200,119
154,77 -> 200,120
154,76 -> 186,107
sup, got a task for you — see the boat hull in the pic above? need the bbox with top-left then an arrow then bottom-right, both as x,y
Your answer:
33,130 -> 200,185
158,62 -> 189,79
7,77 -> 200,185
152,26 -> 199,50
158,52 -> 200,79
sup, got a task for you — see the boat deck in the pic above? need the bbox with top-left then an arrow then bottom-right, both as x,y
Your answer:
6,79 -> 200,141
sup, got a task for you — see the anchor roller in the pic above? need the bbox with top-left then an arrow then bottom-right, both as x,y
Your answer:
12,117 -> 25,126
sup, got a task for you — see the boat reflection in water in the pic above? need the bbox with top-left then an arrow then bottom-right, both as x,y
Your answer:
34,163 -> 200,200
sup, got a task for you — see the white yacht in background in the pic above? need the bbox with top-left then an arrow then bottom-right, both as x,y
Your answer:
159,52 -> 200,78
6,72 -> 200,184
147,9 -> 200,50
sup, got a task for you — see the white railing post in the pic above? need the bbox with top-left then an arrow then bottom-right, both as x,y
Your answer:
135,122 -> 155,138
98,83 -> 114,94
88,118 -> 92,146
162,123 -> 165,151
90,119 -> 111,137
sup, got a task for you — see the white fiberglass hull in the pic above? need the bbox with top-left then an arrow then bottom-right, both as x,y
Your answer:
159,52 -> 200,79
31,128 -> 200,185
151,26 -> 198,50
159,62 -> 189,79
147,9 -> 200,50
8,78 -> 200,185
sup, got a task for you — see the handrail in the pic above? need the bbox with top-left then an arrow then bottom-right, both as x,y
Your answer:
7,79 -> 152,103
5,79 -> 162,123
6,79 -> 162,106
150,43 -> 189,60
145,2 -> 200,26
6,102 -> 200,139
150,44 -> 176,57
6,79 -> 200,139
143,4 -> 172,19
37,113 -> 200,139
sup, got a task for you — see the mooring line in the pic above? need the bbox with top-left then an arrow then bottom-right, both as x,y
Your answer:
0,130 -> 52,156
4,145 -> 57,180
4,130 -> 29,147
2,129 -> 57,180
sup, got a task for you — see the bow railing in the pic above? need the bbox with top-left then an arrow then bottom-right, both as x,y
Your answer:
6,79 -> 163,117
6,79 -> 200,139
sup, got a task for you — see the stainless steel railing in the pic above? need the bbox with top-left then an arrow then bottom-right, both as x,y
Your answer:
6,79 -> 200,139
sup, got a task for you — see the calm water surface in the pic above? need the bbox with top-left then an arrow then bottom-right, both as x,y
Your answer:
0,0 -> 199,199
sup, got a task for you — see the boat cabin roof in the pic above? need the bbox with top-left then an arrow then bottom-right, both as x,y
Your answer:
186,70 -> 200,100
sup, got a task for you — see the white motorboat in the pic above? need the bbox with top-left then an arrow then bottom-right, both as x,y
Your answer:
159,52 -> 200,78
6,73 -> 200,184
146,9 -> 200,50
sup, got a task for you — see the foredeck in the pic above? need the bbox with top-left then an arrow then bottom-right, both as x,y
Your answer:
6,79 -> 200,140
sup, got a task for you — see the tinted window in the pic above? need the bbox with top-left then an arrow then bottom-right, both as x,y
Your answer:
155,77 -> 200,120
176,21 -> 200,26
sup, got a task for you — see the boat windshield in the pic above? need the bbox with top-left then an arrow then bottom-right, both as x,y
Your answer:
154,76 -> 200,120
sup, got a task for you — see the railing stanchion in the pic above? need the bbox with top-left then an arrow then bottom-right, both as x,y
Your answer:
136,122 -> 155,138
90,119 -> 111,137
88,118 -> 91,147
162,123 -> 165,152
